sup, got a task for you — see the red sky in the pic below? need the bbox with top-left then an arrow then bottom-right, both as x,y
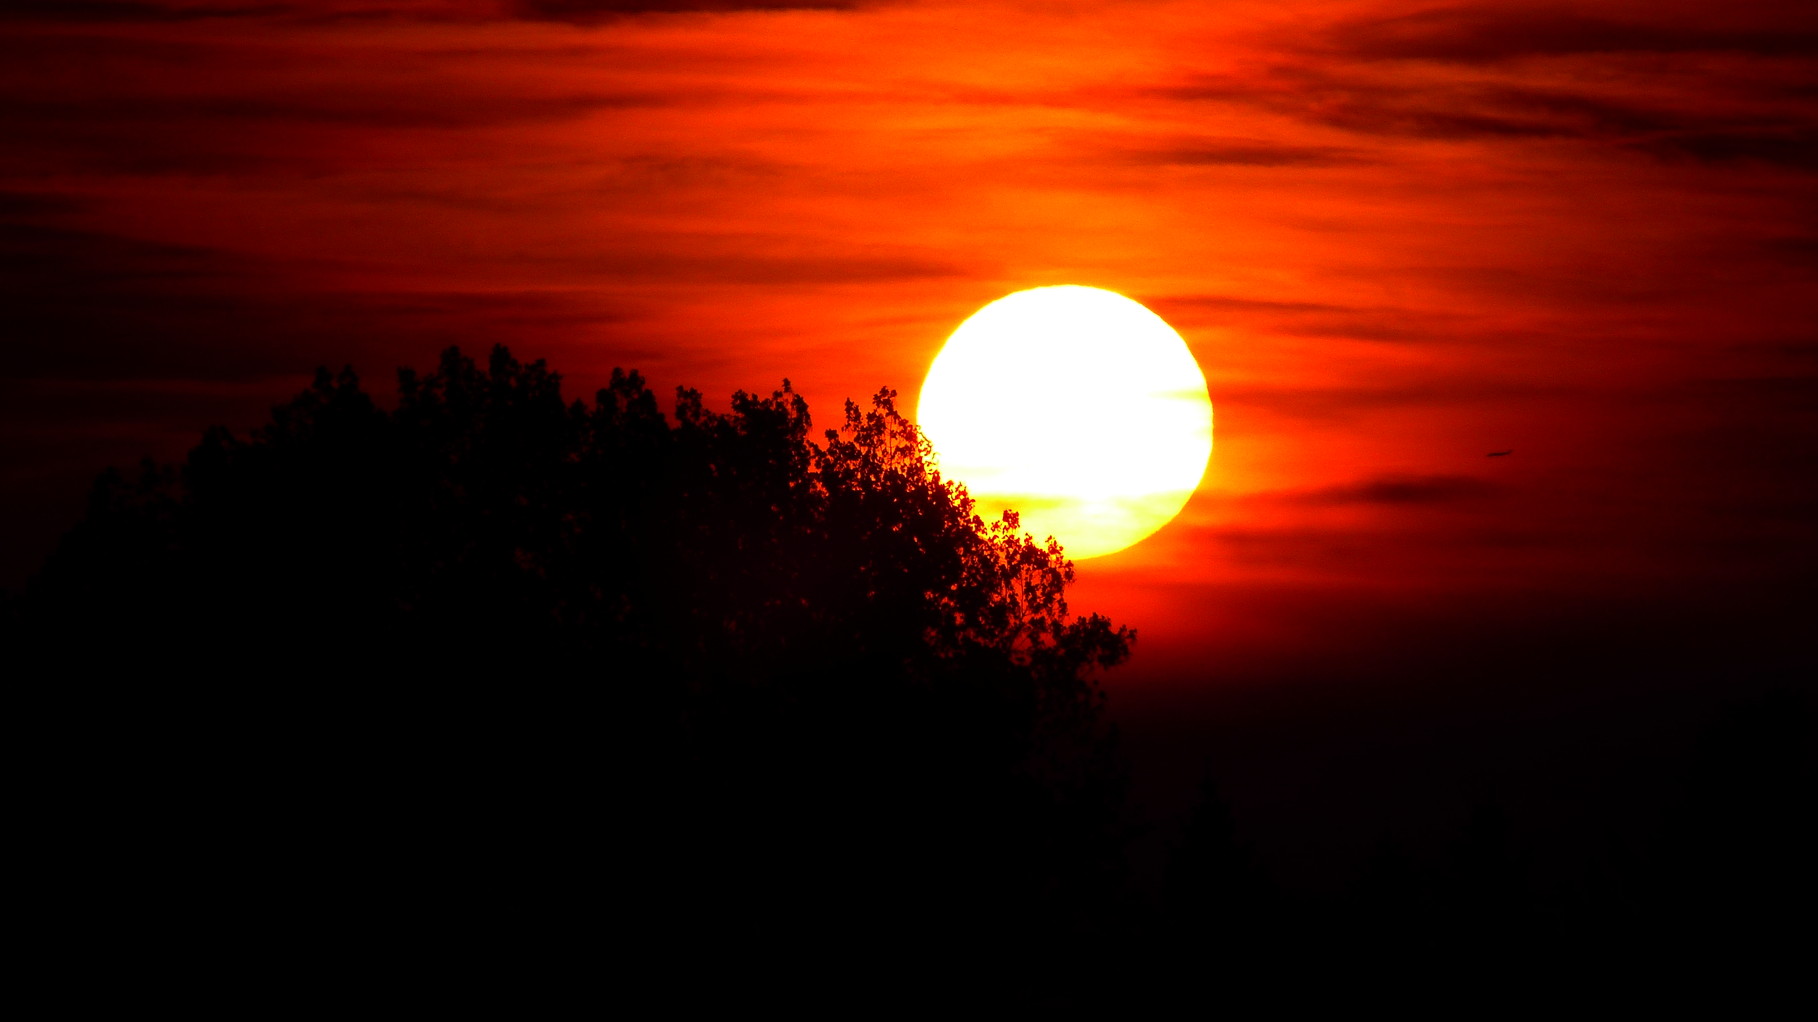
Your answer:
3,0 -> 1815,691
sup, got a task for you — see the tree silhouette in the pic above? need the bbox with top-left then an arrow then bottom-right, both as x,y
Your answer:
22,345 -> 1135,1000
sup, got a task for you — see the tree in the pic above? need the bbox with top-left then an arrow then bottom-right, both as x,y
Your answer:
22,345 -> 1135,999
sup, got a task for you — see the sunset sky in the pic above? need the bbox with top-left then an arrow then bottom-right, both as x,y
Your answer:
4,0 -> 1814,713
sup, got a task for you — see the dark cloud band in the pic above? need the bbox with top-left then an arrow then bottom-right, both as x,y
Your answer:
513,0 -> 862,20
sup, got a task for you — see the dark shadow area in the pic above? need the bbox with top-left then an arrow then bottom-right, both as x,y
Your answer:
1119,668 -> 1814,1012
10,345 -> 1814,1008
13,346 -> 1133,1007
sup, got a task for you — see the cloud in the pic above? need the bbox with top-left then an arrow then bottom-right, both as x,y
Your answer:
1762,234 -> 1818,264
0,217 -> 627,382
1632,129 -> 1818,171
1168,72 -> 1681,142
1282,475 -> 1499,507
1159,67 -> 1818,172
0,1 -> 524,22
511,0 -> 863,20
1151,292 -> 1475,346
1668,373 -> 1818,480
0,1 -> 290,20
1214,380 -> 1559,422
0,192 -> 80,218
5,89 -> 660,131
0,0 -> 877,23
1118,140 -> 1367,168
0,28 -> 669,175
1329,5 -> 1818,64
539,241 -> 972,285
1152,294 -> 1351,315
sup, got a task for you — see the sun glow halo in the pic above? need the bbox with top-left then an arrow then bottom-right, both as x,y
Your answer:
916,286 -> 1213,560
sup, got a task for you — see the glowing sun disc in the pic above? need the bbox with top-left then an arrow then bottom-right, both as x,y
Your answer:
916,285 -> 1213,560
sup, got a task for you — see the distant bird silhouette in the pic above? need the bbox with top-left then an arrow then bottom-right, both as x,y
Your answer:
1487,450 -> 1513,457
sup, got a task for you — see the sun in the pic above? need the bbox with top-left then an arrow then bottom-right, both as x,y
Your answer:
916,285 -> 1213,560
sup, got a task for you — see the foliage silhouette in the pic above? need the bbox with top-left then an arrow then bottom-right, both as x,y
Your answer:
23,345 -> 1135,998
18,346 -> 1814,1008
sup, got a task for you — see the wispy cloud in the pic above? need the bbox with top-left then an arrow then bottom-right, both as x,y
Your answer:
1325,4 -> 1818,64
512,0 -> 867,17
1273,475 -> 1500,507
0,1 -> 291,22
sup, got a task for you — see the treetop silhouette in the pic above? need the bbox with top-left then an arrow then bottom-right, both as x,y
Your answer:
35,345 -> 1132,688
22,345 -> 1136,985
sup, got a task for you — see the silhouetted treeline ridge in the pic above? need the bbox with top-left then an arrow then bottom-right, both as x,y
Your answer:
21,346 -> 1134,1001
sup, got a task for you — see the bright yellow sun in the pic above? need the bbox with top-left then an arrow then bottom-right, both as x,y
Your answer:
916,285 -> 1213,560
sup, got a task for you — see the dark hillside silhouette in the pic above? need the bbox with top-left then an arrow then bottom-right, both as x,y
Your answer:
21,346 -> 1135,1002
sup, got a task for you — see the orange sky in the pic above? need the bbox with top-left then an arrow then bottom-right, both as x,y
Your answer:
3,0 -> 1814,684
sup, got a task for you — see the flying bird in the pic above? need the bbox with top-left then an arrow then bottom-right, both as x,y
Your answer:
1487,450 -> 1513,457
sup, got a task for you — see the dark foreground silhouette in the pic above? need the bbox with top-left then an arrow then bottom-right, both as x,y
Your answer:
14,346 -> 1812,1009
19,347 -> 1133,1004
